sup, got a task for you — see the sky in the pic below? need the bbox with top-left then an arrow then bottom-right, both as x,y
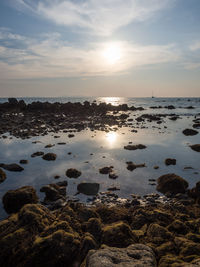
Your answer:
0,0 -> 200,97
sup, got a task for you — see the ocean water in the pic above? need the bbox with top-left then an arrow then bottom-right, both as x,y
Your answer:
0,97 -> 200,219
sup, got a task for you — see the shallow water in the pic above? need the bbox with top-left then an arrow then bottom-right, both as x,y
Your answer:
0,97 -> 200,219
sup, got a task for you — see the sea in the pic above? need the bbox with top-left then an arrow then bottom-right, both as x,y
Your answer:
0,97 -> 200,219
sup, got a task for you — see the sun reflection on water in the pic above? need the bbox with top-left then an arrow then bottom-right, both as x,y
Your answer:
99,97 -> 123,106
105,131 -> 118,147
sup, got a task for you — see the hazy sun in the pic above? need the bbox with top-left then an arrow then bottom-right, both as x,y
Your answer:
103,43 -> 122,65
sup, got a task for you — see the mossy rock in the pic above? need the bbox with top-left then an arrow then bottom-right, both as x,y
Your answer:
86,218 -> 102,242
159,254 -> 184,267
186,233 -> 200,243
156,242 -> 177,258
180,241 -> 200,257
80,233 -> 97,262
147,223 -> 172,244
25,230 -> 80,267
0,227 -> 33,266
18,204 -> 55,232
167,219 -> 189,235
41,221 -> 74,237
156,173 -> 188,195
95,205 -> 129,224
102,221 -> 138,248
3,186 -> 39,214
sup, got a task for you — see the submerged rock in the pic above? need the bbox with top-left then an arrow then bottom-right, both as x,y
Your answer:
2,186 -> 38,213
0,163 -> 24,172
0,168 -> 6,183
45,144 -> 55,148
193,123 -> 200,129
124,144 -> 146,150
77,183 -> 99,195
40,182 -> 67,202
31,151 -> 44,157
66,168 -> 81,178
85,244 -> 156,267
42,153 -> 57,161
19,159 -> 28,164
182,129 -> 198,136
126,161 -> 146,171
190,144 -> 200,152
109,171 -> 118,179
99,166 -> 113,174
157,173 -> 188,195
165,158 -> 176,166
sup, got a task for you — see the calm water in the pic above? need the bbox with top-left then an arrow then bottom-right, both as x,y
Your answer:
0,97 -> 200,219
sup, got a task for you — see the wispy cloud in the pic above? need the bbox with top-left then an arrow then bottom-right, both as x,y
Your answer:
189,41 -> 200,51
11,0 -> 174,35
0,28 -> 180,79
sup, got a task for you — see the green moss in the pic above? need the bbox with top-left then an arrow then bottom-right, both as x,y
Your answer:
156,242 -> 176,258
132,230 -> 145,239
186,232 -> 200,242
147,223 -> 172,244
159,254 -> 184,267
102,221 -> 137,248
180,242 -> 200,256
41,220 -> 74,237
167,219 -> 188,234
26,230 -> 81,267
18,204 -> 55,232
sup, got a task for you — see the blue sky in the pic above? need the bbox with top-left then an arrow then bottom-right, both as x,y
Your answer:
0,0 -> 200,97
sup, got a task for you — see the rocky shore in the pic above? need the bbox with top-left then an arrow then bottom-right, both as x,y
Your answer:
0,98 -> 199,139
0,174 -> 200,266
0,98 -> 200,266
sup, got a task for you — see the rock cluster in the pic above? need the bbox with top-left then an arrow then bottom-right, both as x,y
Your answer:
1,191 -> 200,266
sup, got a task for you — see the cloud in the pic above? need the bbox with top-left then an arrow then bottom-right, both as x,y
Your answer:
11,0 -> 174,35
0,28 -> 180,79
184,62 -> 200,70
189,41 -> 200,51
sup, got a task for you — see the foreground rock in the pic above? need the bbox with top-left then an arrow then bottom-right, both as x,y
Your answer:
190,144 -> 200,152
182,128 -> 198,136
84,244 -> 156,267
102,221 -> 138,247
0,168 -> 6,183
0,163 -> 24,172
2,186 -> 38,213
42,153 -> 57,161
66,168 -> 81,178
1,197 -> 200,266
157,173 -> 188,195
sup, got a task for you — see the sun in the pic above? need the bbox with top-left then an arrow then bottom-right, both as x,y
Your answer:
103,42 -> 122,65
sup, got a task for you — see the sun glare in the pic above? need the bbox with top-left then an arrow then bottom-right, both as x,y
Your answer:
106,131 -> 118,146
103,43 -> 122,65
